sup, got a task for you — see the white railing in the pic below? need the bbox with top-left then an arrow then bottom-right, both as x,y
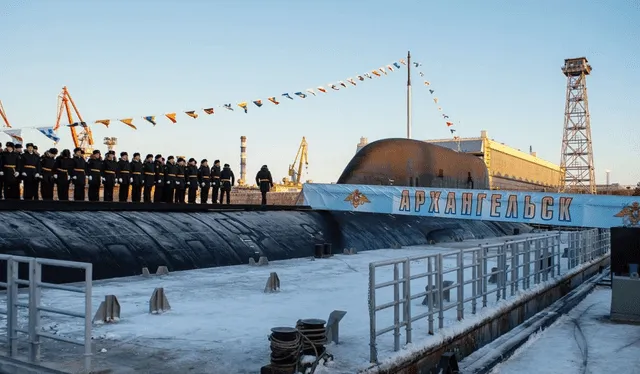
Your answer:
367,228 -> 610,363
0,255 -> 93,372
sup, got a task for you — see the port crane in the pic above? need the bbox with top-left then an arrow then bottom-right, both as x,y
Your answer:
54,86 -> 94,157
0,100 -> 12,128
282,136 -> 309,187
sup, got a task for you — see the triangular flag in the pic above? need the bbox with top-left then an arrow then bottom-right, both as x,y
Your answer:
185,111 -> 198,119
393,62 -> 401,69
419,72 -> 425,77
282,93 -> 293,100
330,84 -> 339,91
238,102 -> 248,113
253,100 -> 263,107
37,127 -> 60,143
306,89 -> 316,96
223,104 -> 234,111
204,108 -> 215,115
268,97 -> 279,105
364,73 -> 372,79
144,116 -> 156,126
347,78 -> 356,86
387,65 -> 394,72
3,129 -> 23,143
68,122 -> 79,127
414,62 -> 422,68
380,67 -> 388,75
339,81 -> 347,88
429,89 -> 435,94
399,59 -> 406,65
120,118 -> 136,130
443,114 -> 450,119
433,98 -> 439,104
424,81 -> 430,86
372,70 -> 381,77
446,121 -> 454,127
165,113 -> 177,123
357,75 -> 365,81
317,87 -> 327,93
450,129 -> 456,134
453,136 -> 460,140
294,92 -> 307,99
437,106 -> 442,111
95,119 -> 110,127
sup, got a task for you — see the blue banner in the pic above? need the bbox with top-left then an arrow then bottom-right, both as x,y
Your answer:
301,183 -> 640,229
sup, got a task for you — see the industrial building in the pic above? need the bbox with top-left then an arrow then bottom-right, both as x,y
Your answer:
425,130 -> 564,191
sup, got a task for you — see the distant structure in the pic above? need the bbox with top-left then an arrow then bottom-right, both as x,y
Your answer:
560,57 -> 596,194
356,137 -> 368,153
606,170 -> 611,188
426,130 -> 563,191
239,136 -> 247,186
103,137 -> 117,152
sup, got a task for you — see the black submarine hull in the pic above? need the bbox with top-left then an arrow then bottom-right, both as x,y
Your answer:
0,201 -> 532,284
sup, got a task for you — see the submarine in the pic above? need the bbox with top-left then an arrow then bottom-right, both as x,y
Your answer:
0,138 -> 531,284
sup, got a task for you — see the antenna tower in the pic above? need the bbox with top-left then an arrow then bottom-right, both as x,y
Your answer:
560,57 -> 596,194
54,86 -> 94,157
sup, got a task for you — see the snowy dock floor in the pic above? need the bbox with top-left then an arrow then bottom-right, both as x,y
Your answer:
0,232 -> 571,374
489,287 -> 640,374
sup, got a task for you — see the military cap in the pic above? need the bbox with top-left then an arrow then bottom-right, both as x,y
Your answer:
26,143 -> 34,148
188,158 -> 196,163
214,159 -> 220,164
34,145 -> 38,150
133,152 -> 140,158
93,150 -> 101,154
223,163 -> 229,167
120,151 -> 128,156
108,150 -> 116,155
73,147 -> 82,153
177,157 -> 185,163
5,142 -> 14,148
155,154 -> 162,160
15,144 -> 22,149
201,159 -> 207,163
146,154 -> 153,159
167,155 -> 175,160
49,148 -> 59,155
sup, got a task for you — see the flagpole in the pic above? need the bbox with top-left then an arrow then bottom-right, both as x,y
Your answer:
406,50 -> 412,139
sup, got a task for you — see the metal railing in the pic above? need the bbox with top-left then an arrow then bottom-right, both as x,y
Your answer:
0,255 -> 93,372
367,229 -> 610,363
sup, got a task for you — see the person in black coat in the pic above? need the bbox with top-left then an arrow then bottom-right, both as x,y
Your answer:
210,160 -> 221,203
54,149 -> 74,201
163,156 -> 178,203
21,143 -> 41,200
71,147 -> 87,201
102,151 -> 118,202
219,163 -> 235,205
40,148 -> 57,200
153,154 -> 164,203
174,157 -> 187,203
198,159 -> 211,204
1,142 -> 21,200
130,152 -> 144,203
86,150 -> 103,202
255,165 -> 274,205
186,158 -> 199,204
117,151 -> 131,202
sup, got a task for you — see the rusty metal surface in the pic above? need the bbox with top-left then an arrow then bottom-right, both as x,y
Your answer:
337,138 -> 490,189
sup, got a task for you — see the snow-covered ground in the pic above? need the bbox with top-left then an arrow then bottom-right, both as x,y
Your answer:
489,287 -> 640,374
0,231 -> 596,374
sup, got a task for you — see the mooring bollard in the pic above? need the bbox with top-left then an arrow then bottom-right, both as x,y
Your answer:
322,243 -> 333,258
156,266 -> 170,275
264,272 -> 280,293
314,244 -> 323,259
258,256 -> 269,266
141,267 -> 151,277
93,295 -> 121,324
149,287 -> 171,314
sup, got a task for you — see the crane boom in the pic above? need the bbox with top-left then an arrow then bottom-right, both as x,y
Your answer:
0,100 -> 12,128
288,136 -> 308,184
54,86 -> 93,157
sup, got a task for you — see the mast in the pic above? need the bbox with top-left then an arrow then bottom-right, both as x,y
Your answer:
406,51 -> 412,139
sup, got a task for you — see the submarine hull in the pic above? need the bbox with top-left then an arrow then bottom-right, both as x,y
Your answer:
0,208 -> 531,284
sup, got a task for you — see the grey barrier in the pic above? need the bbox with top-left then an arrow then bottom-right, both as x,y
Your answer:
367,229 -> 610,363
0,255 -> 93,373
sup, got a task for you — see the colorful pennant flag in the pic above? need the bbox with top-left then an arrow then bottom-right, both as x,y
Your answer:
204,108 -> 215,115
357,75 -> 365,81
223,104 -> 234,111
282,93 -> 293,100
36,127 -> 60,143
253,100 -> 263,107
347,78 -> 357,86
238,102 -> 248,113
268,97 -> 279,105
372,70 -> 381,77
446,122 -> 453,127
330,84 -> 339,91
3,129 -> 23,143
339,81 -> 347,88
364,73 -> 372,79
165,113 -> 177,123
144,116 -> 156,126
120,118 -> 136,129
400,59 -> 406,65
393,62 -> 401,69
185,111 -> 198,119
317,87 -> 327,93
95,119 -> 110,127
294,92 -> 307,99
306,89 -> 316,96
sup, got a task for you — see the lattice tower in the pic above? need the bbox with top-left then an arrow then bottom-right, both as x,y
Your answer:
560,57 -> 596,194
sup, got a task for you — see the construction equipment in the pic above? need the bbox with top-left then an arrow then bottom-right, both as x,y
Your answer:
272,137 -> 309,192
54,86 -> 94,157
0,100 -> 12,128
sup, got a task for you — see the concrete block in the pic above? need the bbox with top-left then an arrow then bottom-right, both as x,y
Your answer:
258,256 -> 269,266
264,272 -> 280,293
93,295 -> 121,324
249,258 -> 257,266
141,267 -> 151,276
156,266 -> 169,275
343,248 -> 357,255
149,287 -> 171,314
326,310 -> 347,344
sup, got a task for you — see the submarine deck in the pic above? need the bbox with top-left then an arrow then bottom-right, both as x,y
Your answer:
0,232 -> 571,374
0,200 -> 311,212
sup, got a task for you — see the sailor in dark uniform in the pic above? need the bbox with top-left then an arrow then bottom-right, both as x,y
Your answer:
116,151 -> 131,202
130,152 -> 144,203
186,158 -> 199,204
86,150 -> 103,202
211,159 -> 221,204
255,165 -> 274,206
219,163 -> 235,205
142,154 -> 155,203
0,142 -> 21,200
163,156 -> 178,203
174,157 -> 187,204
54,149 -> 74,201
40,148 -> 57,200
153,154 -> 164,203
71,148 -> 87,201
198,159 -> 211,204
102,150 -> 118,202
20,143 -> 41,200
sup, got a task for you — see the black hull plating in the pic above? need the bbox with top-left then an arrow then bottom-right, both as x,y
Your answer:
0,208 -> 532,284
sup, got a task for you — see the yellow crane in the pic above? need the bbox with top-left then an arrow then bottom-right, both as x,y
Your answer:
273,137 -> 310,192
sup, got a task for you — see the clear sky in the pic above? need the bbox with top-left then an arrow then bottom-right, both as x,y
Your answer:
1,0 -> 638,185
